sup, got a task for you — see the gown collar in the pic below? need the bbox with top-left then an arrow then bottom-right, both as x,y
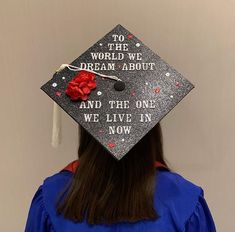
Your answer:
62,159 -> 169,173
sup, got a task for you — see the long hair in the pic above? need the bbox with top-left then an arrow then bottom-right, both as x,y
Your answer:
56,123 -> 169,224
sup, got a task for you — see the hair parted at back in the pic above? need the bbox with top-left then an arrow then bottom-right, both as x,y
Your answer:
56,123 -> 169,225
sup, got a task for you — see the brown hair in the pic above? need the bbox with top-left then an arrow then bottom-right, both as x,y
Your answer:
56,123 -> 169,224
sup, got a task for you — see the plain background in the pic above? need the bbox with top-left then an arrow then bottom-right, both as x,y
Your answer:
0,0 -> 234,231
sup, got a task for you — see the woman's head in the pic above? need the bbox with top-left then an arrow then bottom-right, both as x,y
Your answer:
57,123 -> 169,224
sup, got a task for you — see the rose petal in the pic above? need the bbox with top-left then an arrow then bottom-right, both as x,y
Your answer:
90,75 -> 96,81
70,80 -> 79,86
82,87 -> 91,94
79,71 -> 89,80
79,82 -> 87,88
87,81 -> 97,89
67,89 -> 79,100
77,88 -> 84,95
81,95 -> 88,101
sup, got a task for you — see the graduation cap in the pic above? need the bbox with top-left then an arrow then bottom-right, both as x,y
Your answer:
41,24 -> 194,160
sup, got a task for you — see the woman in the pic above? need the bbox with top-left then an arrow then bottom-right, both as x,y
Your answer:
25,123 -> 216,231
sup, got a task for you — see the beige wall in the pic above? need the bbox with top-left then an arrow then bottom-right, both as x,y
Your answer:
0,0 -> 234,231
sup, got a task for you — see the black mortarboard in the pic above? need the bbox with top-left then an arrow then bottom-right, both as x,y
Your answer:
41,24 -> 194,160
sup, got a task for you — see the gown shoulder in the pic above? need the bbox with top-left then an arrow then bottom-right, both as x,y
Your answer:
156,170 -> 216,231
25,171 -> 72,232
25,185 -> 55,232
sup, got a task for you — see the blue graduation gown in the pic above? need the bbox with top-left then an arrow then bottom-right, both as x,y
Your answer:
25,170 -> 216,232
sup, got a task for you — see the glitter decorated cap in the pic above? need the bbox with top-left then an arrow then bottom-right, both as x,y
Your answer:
40,24 -> 194,160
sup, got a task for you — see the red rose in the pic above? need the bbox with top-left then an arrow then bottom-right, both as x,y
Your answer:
65,71 -> 97,101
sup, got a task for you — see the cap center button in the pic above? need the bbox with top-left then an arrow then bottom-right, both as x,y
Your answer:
114,80 -> 125,91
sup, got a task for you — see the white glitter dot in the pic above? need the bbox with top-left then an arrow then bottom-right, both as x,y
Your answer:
121,138 -> 125,142
62,76 -> 65,80
170,95 -> 174,98
52,83 -> 57,87
99,43 -> 103,46
97,91 -> 102,96
136,43 -> 140,47
145,82 -> 148,85
165,72 -> 170,77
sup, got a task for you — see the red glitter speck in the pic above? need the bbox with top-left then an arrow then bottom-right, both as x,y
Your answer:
154,87 -> 161,93
131,91 -> 136,96
127,34 -> 133,39
107,142 -> 116,149
176,82 -> 181,87
55,91 -> 61,96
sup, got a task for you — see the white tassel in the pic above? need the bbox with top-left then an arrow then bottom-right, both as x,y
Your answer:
51,102 -> 61,148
